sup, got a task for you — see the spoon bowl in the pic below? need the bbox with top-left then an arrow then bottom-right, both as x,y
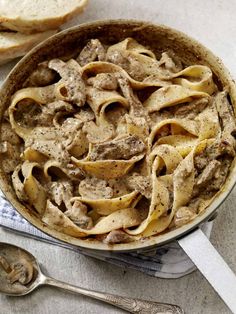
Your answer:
0,242 -> 42,296
0,242 -> 184,313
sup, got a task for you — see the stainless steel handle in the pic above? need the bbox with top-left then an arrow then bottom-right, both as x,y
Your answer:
178,228 -> 236,314
44,276 -> 184,313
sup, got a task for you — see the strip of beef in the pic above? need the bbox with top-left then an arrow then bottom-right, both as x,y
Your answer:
196,160 -> 221,186
89,135 -> 145,161
106,49 -> 147,81
103,230 -> 133,244
214,91 -> 236,137
64,200 -> 93,229
79,177 -> 113,199
87,73 -> 118,90
116,74 -> 147,117
193,160 -> 221,196
158,51 -> 183,74
125,173 -> 151,199
77,39 -> 106,66
48,59 -> 86,106
24,62 -> 58,87
193,158 -> 231,198
48,180 -> 73,209
208,159 -> 232,191
214,91 -> 236,155
174,98 -> 209,119
194,139 -> 234,171
174,206 -> 197,227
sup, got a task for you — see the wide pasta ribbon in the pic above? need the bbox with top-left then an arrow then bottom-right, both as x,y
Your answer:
42,200 -> 142,237
144,85 -> 209,113
12,161 -> 47,215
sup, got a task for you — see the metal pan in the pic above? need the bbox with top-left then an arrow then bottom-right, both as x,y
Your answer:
0,20 -> 236,313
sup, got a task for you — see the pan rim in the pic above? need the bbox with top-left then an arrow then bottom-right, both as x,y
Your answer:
0,19 -> 236,252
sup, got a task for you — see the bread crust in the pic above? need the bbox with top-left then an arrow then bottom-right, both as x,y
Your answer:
0,0 -> 88,34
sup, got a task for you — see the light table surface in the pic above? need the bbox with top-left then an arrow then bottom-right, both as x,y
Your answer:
0,1 -> 236,313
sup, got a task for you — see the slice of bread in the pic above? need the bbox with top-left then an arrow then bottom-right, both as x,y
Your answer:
0,0 -> 88,34
0,30 -> 57,65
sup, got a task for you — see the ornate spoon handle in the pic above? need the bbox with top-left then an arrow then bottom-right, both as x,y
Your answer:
43,276 -> 184,313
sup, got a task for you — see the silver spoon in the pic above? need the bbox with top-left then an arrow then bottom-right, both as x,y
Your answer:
0,242 -> 184,314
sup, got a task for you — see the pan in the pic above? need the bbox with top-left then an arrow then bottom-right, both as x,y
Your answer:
0,20 -> 236,313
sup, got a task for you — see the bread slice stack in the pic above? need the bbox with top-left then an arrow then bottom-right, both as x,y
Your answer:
0,0 -> 88,64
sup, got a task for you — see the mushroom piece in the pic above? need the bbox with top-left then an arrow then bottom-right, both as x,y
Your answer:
7,258 -> 34,285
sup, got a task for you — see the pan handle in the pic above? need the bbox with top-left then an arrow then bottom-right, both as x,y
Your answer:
178,228 -> 236,313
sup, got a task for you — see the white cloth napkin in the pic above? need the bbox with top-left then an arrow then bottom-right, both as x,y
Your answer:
0,191 -> 213,278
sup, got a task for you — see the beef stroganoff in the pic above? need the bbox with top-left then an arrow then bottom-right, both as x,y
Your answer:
1,38 -> 235,244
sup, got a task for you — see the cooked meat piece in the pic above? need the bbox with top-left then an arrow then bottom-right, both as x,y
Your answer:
24,62 -> 57,87
116,74 -> 146,117
13,99 -> 43,128
214,91 -> 236,155
126,173 -> 151,198
174,98 -> 209,119
158,52 -> 183,74
106,50 -> 146,81
194,139 -> 235,171
65,129 -> 89,158
174,206 -> 196,227
89,135 -> 145,161
79,177 -> 113,199
48,59 -> 86,106
187,198 -> 201,213
214,91 -> 236,136
61,117 -> 83,136
42,100 -> 74,116
87,73 -> 118,90
196,160 -> 221,186
103,230 -> 132,244
194,155 -> 207,171
193,158 -> 231,197
65,163 -> 85,181
40,100 -> 74,126
106,49 -> 130,71
77,39 -> 106,66
64,200 -> 93,229
193,160 -> 221,196
49,180 -> 73,208
208,159 -> 231,191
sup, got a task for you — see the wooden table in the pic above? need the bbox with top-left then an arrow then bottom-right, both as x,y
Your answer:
0,1 -> 236,313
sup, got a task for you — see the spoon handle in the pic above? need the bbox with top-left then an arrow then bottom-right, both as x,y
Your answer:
43,276 -> 183,314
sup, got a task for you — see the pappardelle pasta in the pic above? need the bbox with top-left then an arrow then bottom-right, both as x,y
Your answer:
1,38 -> 236,244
